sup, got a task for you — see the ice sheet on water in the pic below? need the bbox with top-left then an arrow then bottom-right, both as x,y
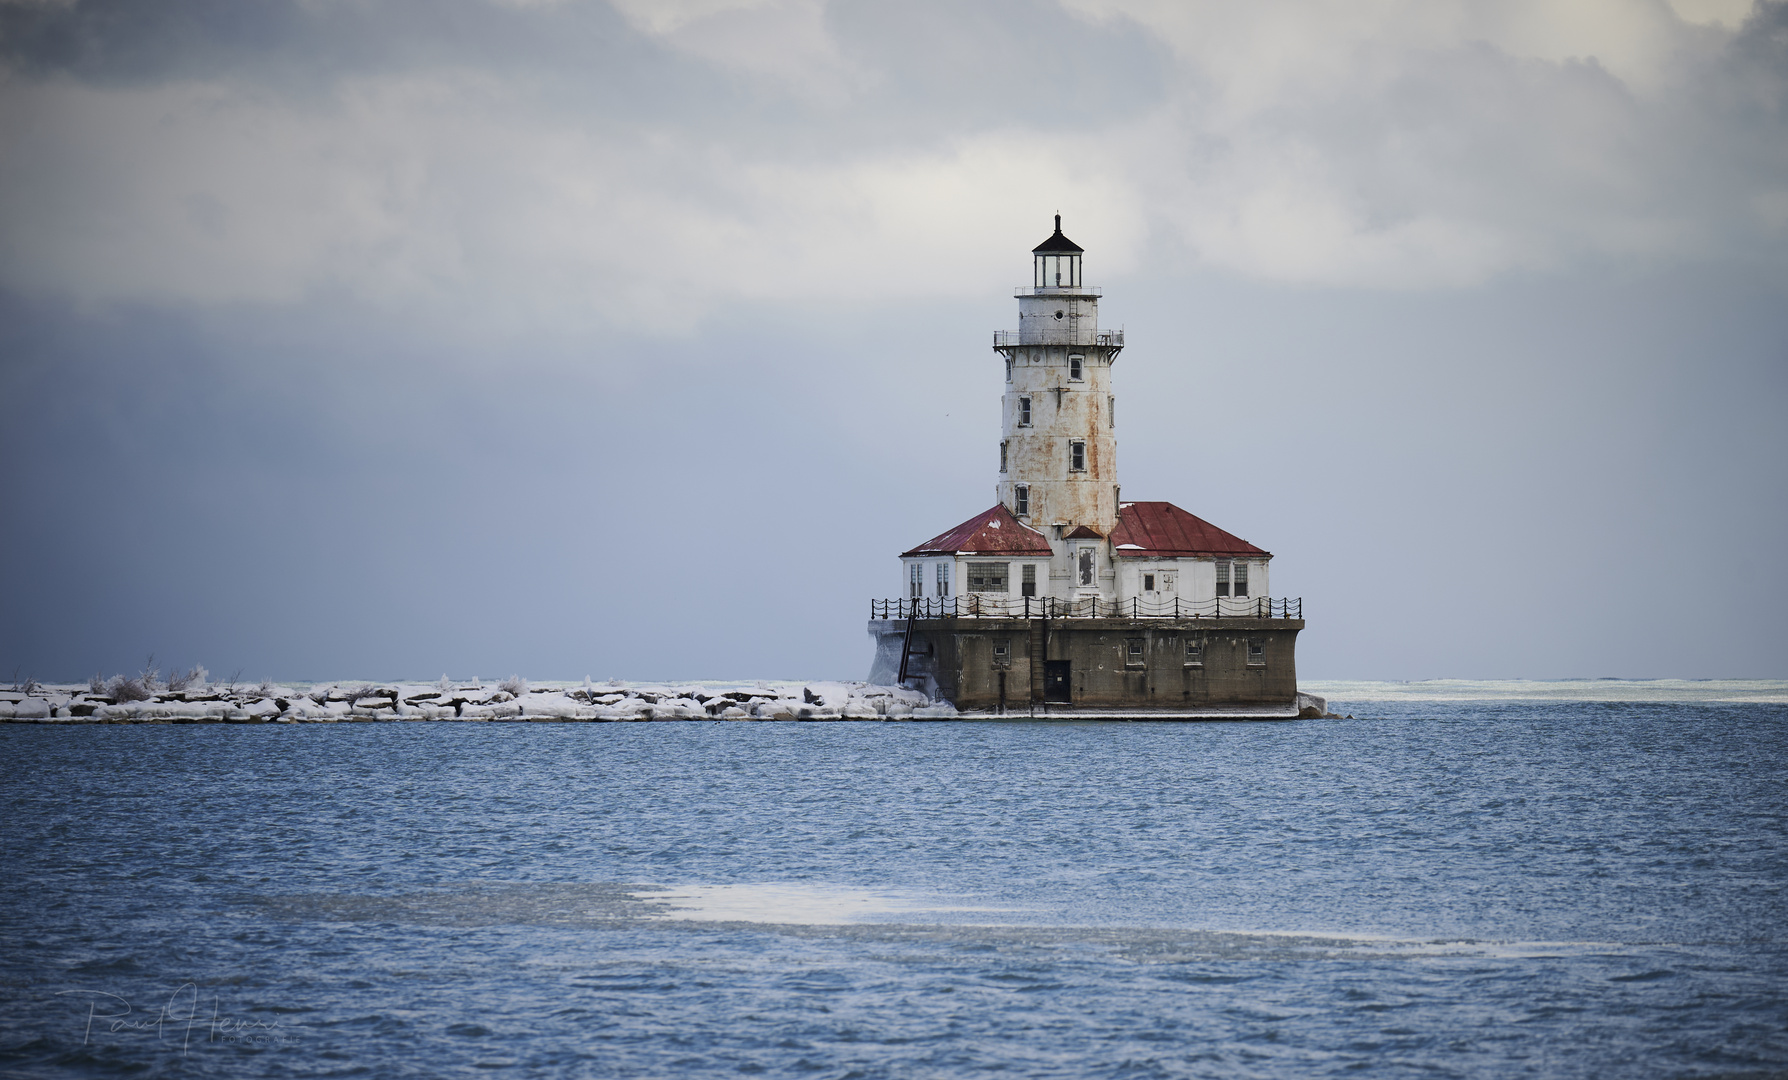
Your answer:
1301,678 -> 1788,704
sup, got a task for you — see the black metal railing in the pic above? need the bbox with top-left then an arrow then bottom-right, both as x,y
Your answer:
870,596 -> 1302,620
992,329 -> 1124,349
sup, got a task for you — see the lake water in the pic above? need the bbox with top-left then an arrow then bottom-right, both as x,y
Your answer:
2,681 -> 1784,1078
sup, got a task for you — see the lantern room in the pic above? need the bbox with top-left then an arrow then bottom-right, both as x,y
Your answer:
1032,214 -> 1084,290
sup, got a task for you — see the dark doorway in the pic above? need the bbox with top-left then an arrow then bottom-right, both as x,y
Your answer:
1044,661 -> 1071,703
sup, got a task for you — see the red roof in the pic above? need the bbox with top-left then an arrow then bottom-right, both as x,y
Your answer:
1063,524 -> 1103,539
902,504 -> 1054,557
1109,502 -> 1269,559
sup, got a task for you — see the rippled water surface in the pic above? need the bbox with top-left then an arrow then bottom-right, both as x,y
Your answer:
3,686 -> 1785,1078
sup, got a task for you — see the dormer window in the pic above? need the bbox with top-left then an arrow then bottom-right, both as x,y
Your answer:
1069,355 -> 1084,381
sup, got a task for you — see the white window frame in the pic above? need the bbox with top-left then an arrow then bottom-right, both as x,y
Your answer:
1069,440 -> 1086,472
936,562 -> 951,597
1018,397 -> 1032,427
1068,354 -> 1084,381
1014,485 -> 1029,517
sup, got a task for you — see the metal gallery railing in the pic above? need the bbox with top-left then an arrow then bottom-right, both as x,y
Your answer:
992,329 -> 1125,349
870,596 -> 1302,620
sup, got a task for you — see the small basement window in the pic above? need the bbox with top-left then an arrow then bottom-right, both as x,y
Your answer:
1069,355 -> 1084,381
1070,440 -> 1086,472
1014,485 -> 1029,517
967,562 -> 1009,593
1184,640 -> 1203,667
992,639 -> 1011,669
1126,639 -> 1145,668
1019,397 -> 1032,427
1248,640 -> 1265,667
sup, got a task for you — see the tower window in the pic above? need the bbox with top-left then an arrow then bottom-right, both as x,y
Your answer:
1070,440 -> 1086,472
1018,397 -> 1031,427
1014,485 -> 1029,517
1005,357 -> 1013,382
1021,563 -> 1037,597
1069,355 -> 1083,381
1000,441 -> 1008,473
1109,395 -> 1115,428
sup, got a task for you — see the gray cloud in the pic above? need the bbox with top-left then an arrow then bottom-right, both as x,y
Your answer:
1,0 -> 1783,682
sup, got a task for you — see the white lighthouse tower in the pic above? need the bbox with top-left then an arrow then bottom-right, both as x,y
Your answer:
996,215 -> 1124,599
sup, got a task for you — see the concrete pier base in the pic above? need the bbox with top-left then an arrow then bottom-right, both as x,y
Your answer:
868,616 -> 1305,714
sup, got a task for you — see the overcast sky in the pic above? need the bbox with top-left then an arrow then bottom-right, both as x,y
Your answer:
2,0 -> 1785,684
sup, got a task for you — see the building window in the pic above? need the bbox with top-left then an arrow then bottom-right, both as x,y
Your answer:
1109,395 -> 1115,428
1213,561 -> 1252,597
967,562 -> 1009,593
1248,640 -> 1265,666
1014,484 -> 1029,516
1126,638 -> 1145,668
1077,547 -> 1095,587
1005,357 -> 1013,382
909,563 -> 922,599
1142,572 -> 1156,592
1021,563 -> 1037,597
1070,440 -> 1085,472
1069,355 -> 1084,381
992,639 -> 1011,669
936,562 -> 950,597
1184,639 -> 1203,667
1018,397 -> 1031,427
1000,441 -> 1008,473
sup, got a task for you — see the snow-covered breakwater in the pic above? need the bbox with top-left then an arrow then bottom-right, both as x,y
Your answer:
0,680 -> 956,723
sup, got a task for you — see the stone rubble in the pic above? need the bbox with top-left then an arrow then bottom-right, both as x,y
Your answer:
0,680 -> 955,724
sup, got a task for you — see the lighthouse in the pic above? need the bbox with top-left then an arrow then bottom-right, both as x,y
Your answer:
867,218 -> 1307,717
